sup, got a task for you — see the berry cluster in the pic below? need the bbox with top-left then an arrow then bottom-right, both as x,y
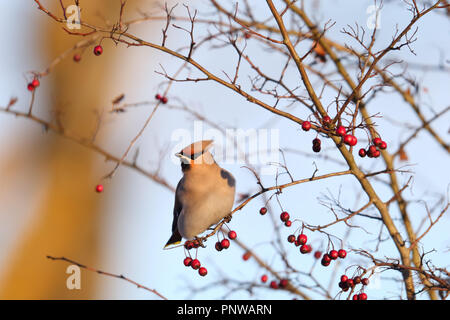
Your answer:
301,117 -> 387,156
287,233 -> 312,254
338,274 -> 369,300
358,138 -> 387,158
183,257 -> 207,277
27,78 -> 40,92
215,230 -> 237,251
279,211 -> 292,227
155,93 -> 168,104
321,249 -> 346,266
261,276 -> 289,290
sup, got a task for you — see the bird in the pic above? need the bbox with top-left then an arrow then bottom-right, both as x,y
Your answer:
164,140 -> 236,248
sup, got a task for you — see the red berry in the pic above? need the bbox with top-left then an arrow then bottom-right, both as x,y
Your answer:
161,96 -> 168,104
270,281 -> 278,289
287,235 -> 296,243
95,184 -> 103,193
27,83 -> 35,91
362,278 -> 369,286
346,279 -> 355,288
284,220 -> 292,227
242,252 -> 251,261
261,275 -> 268,283
373,150 -> 381,158
329,250 -> 339,260
313,138 -> 321,145
220,239 -> 230,249
338,249 -> 347,259
358,293 -> 368,300
280,211 -> 290,222
31,78 -> 40,88
73,54 -> 81,62
354,276 -> 362,284
259,207 -> 267,215
297,234 -> 307,245
228,231 -> 237,240
322,253 -> 331,263
379,141 -> 387,150
359,148 -> 367,157
279,279 -> 288,288
198,267 -> 208,276
339,281 -> 348,289
321,259 -> 331,267
300,244 -> 311,254
191,259 -> 201,270
184,241 -> 194,250
155,94 -> 162,100
340,275 -> 348,283
192,240 -> 200,248
312,144 -> 321,153
344,134 -> 357,146
322,116 -> 331,126
373,137 -> 382,146
215,241 -> 223,251
294,240 -> 300,247
244,32 -> 251,39
336,126 -> 347,136
183,257 -> 192,267
302,121 -> 311,131
93,45 -> 103,56
368,145 -> 377,155
353,294 -> 359,300
314,251 -> 322,259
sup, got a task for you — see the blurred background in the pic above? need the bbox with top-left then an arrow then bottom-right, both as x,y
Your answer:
0,0 -> 448,299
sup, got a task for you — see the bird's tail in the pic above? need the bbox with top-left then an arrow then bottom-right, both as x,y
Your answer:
164,230 -> 182,249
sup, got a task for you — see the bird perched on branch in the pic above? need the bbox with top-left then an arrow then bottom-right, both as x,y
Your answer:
164,140 -> 236,248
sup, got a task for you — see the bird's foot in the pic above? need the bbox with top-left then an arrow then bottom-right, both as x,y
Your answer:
223,214 -> 232,223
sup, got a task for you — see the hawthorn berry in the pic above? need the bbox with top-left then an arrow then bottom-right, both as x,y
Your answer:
280,211 -> 290,222
379,141 -> 387,150
339,281 -> 348,289
353,294 -> 359,300
279,279 -> 288,288
287,235 -> 296,243
95,184 -> 103,193
215,241 -> 223,251
73,53 -> 81,62
161,96 -> 168,104
155,94 -> 162,100
358,293 -> 368,300
297,234 -> 307,245
220,239 -> 230,249
354,276 -> 361,284
329,250 -> 339,260
346,279 -> 355,288
322,116 -> 331,126
338,249 -> 347,259
261,275 -> 268,283
242,252 -> 251,261
343,134 -> 357,146
301,121 -> 311,131
362,278 -> 369,286
285,220 -> 292,227
359,148 -> 367,158
312,144 -> 321,153
259,207 -> 268,215
340,275 -> 349,283
373,137 -> 382,147
31,78 -> 40,88
368,145 -> 377,156
336,126 -> 347,136
270,281 -> 278,289
314,251 -> 322,259
228,230 -> 237,240
93,45 -> 103,56
321,259 -> 331,267
190,259 -> 201,270
27,83 -> 35,91
294,240 -> 300,247
300,244 -> 311,254
183,257 -> 192,267
198,267 -> 208,277
313,138 -> 321,145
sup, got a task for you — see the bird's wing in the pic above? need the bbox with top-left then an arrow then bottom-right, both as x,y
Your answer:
164,178 -> 184,248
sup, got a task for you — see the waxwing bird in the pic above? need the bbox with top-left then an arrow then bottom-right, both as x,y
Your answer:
165,140 -> 236,248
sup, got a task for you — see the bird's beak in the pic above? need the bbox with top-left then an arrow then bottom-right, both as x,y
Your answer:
175,153 -> 182,158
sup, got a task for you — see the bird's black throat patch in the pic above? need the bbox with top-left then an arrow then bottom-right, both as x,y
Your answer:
220,169 -> 235,187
